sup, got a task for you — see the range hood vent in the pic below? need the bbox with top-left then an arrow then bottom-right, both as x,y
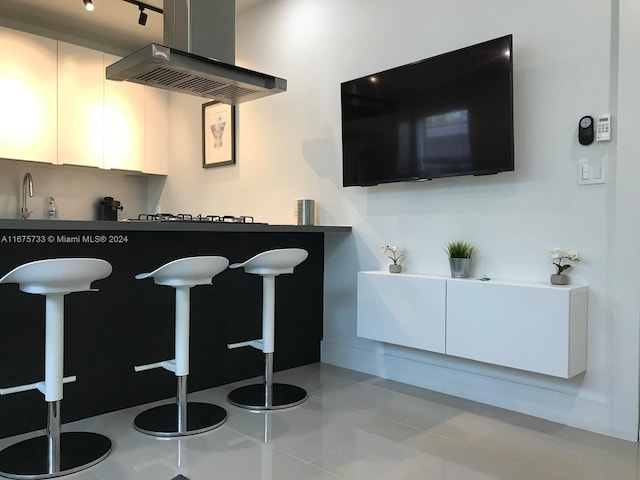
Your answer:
106,44 -> 286,103
106,0 -> 286,105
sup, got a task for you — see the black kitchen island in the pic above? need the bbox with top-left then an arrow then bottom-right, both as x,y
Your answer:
0,220 -> 350,438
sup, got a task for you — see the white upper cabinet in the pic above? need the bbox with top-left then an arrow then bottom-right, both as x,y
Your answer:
103,54 -> 145,172
0,27 -> 57,164
57,42 -> 104,168
0,28 -> 169,174
143,87 -> 169,175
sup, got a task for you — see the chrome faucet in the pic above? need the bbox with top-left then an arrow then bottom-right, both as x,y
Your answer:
21,173 -> 34,219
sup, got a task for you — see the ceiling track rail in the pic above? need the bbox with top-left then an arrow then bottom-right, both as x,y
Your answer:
121,0 -> 163,14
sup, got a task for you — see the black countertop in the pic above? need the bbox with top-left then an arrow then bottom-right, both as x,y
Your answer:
0,219 -> 351,233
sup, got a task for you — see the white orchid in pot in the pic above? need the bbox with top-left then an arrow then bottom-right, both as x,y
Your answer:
549,248 -> 581,285
382,245 -> 405,273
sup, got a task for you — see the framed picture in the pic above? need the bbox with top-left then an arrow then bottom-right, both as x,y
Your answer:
202,101 -> 236,168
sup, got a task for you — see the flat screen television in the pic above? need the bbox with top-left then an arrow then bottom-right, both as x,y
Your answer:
341,35 -> 514,187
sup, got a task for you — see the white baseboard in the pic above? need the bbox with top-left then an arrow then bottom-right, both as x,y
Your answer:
321,339 -> 633,441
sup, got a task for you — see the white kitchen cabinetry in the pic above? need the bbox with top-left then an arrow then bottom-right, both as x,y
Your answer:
357,272 -> 446,353
0,28 -> 168,173
58,42 -> 104,168
104,54 -> 145,172
0,27 -> 57,164
357,271 -> 588,378
143,87 -> 169,175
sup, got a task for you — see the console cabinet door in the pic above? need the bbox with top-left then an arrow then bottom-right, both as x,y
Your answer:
357,272 -> 446,353
446,280 -> 587,378
0,27 -> 57,164
58,42 -> 104,168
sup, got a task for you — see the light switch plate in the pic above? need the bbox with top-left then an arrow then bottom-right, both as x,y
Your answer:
578,158 -> 606,185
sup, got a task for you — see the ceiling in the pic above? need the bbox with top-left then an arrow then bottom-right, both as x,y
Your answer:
0,0 -> 263,53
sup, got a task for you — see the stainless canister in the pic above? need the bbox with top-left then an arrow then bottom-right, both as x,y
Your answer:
297,199 -> 315,225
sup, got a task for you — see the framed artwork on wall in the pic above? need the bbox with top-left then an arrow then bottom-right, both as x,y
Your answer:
202,101 -> 236,168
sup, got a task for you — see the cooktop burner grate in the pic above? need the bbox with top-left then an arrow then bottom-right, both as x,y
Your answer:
132,213 -> 266,224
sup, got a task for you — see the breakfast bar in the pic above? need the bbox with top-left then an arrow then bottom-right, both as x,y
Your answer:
0,219 -> 350,439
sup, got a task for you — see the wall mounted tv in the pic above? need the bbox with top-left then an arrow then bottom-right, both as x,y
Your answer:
341,34 -> 514,187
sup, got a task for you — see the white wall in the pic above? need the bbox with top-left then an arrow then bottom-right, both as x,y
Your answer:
610,0 -> 640,439
160,0 -> 638,439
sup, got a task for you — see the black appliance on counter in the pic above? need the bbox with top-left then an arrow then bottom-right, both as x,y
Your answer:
98,196 -> 124,221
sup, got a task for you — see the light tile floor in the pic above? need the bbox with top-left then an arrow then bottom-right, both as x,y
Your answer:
1,363 -> 639,479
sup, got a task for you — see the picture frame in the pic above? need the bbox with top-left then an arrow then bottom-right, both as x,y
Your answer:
202,101 -> 236,168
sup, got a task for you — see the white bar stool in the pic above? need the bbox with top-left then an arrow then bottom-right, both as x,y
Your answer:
133,256 -> 229,437
0,258 -> 113,479
227,248 -> 309,410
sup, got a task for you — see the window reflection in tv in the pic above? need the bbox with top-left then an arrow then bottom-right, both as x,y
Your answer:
341,35 -> 514,187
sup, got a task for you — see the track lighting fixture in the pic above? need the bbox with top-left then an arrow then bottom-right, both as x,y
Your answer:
122,0 -> 163,26
83,0 -> 161,25
138,5 -> 148,26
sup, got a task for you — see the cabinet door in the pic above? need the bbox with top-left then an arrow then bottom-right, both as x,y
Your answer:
0,27 -> 57,164
357,272 -> 446,353
58,42 -> 104,168
446,281 -> 587,378
143,87 -> 168,175
104,54 -> 144,172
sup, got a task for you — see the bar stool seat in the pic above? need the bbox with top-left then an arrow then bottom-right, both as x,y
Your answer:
227,248 -> 308,411
0,258 -> 112,479
133,256 -> 229,437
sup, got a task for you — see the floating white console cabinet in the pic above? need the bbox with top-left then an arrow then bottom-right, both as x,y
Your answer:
357,272 -> 446,354
357,272 -> 587,379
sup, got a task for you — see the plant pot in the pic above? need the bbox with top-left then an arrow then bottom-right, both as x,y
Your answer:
550,273 -> 569,285
449,257 -> 471,278
388,264 -> 402,274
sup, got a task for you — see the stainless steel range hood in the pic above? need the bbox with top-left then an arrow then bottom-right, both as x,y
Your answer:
106,0 -> 287,105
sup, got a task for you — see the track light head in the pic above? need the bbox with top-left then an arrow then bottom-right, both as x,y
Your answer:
138,5 -> 148,25
83,0 -> 94,11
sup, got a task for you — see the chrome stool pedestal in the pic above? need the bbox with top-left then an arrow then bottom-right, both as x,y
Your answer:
133,256 -> 229,437
133,378 -> 227,437
0,258 -> 113,479
227,248 -> 309,411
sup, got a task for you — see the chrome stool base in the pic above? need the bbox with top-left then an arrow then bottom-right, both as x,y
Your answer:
228,383 -> 307,411
0,432 -> 111,480
133,402 -> 227,437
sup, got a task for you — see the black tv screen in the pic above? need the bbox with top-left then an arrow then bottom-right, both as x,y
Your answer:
341,35 -> 514,187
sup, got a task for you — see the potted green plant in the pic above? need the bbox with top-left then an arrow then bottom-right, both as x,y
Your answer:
446,240 -> 473,278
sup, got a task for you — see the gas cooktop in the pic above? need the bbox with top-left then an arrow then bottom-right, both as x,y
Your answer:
127,214 -> 267,224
